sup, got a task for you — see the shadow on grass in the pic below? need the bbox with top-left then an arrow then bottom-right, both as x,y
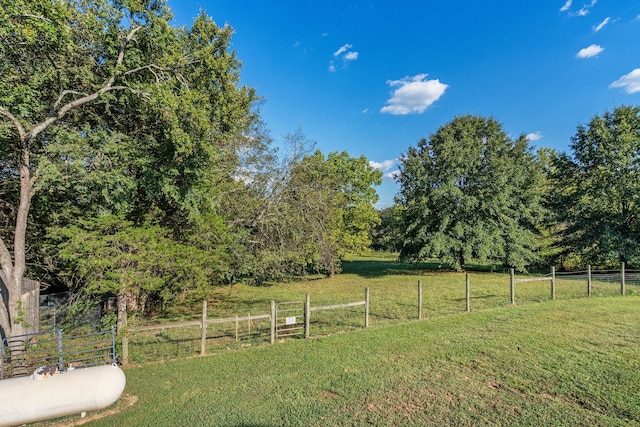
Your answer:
341,259 -> 449,278
341,257 -> 509,278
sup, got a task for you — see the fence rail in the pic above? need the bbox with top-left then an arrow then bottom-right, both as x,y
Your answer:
310,301 -> 366,311
9,263 -> 635,374
70,263 -> 638,366
122,290 -> 370,364
514,276 -> 552,283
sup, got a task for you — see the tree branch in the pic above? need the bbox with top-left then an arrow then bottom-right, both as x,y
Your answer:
26,25 -> 145,142
19,14 -> 52,23
53,90 -> 88,110
124,64 -> 168,84
114,25 -> 144,77
0,108 -> 26,144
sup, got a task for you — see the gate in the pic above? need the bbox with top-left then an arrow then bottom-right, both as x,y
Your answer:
1,328 -> 117,379
275,301 -> 305,339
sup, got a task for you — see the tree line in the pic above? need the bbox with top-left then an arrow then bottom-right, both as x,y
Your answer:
374,106 -> 640,273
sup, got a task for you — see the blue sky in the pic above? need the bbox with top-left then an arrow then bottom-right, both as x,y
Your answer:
168,1 -> 640,208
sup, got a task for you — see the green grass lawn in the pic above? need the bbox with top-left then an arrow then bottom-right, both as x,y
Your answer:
124,255 -> 629,363
47,255 -> 635,425
78,295 -> 640,426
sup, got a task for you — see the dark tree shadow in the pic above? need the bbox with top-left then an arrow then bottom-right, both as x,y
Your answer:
340,257 -> 507,278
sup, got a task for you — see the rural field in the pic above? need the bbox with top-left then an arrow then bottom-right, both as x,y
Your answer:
47,256 -> 639,426
121,254 -> 630,363
4,3 -> 640,426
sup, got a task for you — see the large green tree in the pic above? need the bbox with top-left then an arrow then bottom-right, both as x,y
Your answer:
0,0 -> 259,340
216,126 -> 381,283
288,150 -> 382,277
551,105 -> 640,267
397,115 -> 546,271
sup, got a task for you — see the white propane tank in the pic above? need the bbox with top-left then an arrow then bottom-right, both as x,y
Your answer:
0,364 -> 126,426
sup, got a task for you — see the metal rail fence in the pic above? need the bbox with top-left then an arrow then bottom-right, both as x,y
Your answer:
1,328 -> 117,380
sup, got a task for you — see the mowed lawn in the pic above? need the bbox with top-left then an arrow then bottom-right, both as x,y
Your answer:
86,295 -> 639,426
125,255 -> 629,363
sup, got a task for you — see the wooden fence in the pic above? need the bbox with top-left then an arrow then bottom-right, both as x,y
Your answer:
121,288 -> 370,364
509,263 -> 630,305
119,263 -> 635,364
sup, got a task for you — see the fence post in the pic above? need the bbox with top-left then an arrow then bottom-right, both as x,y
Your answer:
122,334 -> 129,366
510,268 -> 515,305
56,329 -> 64,372
305,293 -> 311,339
551,266 -> 556,300
235,315 -> 239,343
365,287 -> 370,328
121,305 -> 129,365
200,300 -> 207,356
466,273 -> 470,313
418,280 -> 423,320
587,265 -> 592,297
270,300 -> 276,344
111,326 -> 117,365
621,262 -> 626,296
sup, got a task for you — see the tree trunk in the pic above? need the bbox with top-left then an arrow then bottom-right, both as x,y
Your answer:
116,289 -> 128,333
1,273 -> 29,376
8,154 -> 33,343
0,271 -> 12,341
0,147 -> 32,352
327,257 -> 335,279
0,21 -> 146,344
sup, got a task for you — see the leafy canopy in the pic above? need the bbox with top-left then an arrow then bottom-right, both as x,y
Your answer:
551,105 -> 640,267
397,115 -> 545,271
0,0 -> 261,331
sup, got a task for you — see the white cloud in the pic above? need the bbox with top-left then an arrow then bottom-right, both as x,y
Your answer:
344,51 -> 359,61
561,0 -> 597,16
575,0 -> 597,16
526,131 -> 543,141
576,44 -> 604,58
331,44 -> 359,71
384,170 -> 401,180
334,44 -> 352,57
369,159 -> 399,172
593,17 -> 610,32
609,69 -> 640,94
369,160 -> 400,181
380,74 -> 448,115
